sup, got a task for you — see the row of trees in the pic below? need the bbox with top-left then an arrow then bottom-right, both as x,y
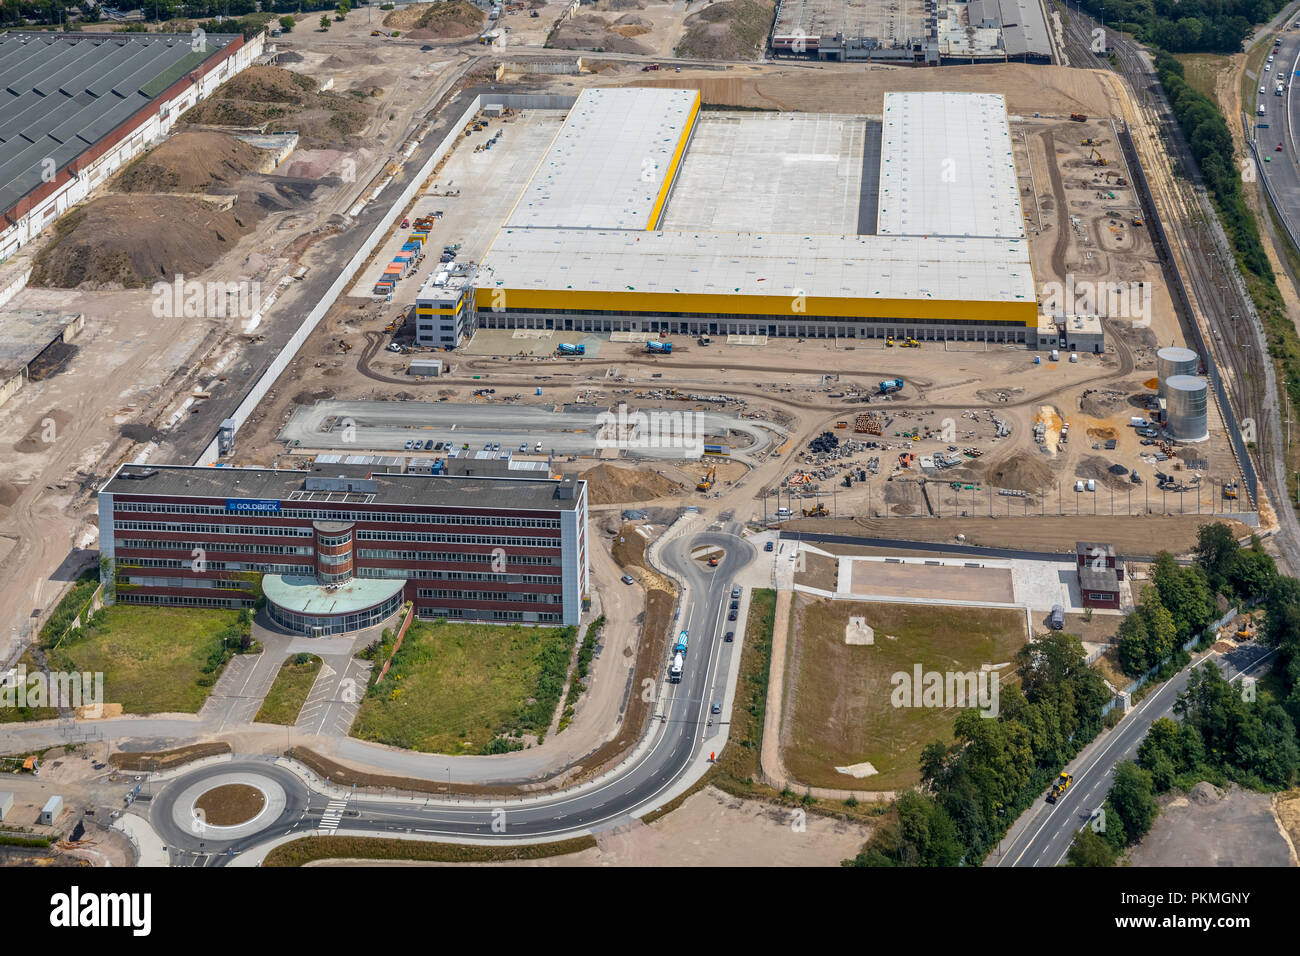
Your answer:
848,632 -> 1111,866
1156,52 -> 1274,283
1076,0 -> 1285,53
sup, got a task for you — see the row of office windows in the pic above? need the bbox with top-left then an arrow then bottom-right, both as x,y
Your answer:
352,542 -> 557,563
415,606 -> 563,623
117,593 -> 253,609
115,521 -> 313,537
116,557 -> 313,575
115,502 -> 562,529
415,588 -> 562,603
117,539 -> 314,555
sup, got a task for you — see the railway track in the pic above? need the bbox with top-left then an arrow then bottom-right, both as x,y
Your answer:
1055,2 -> 1300,570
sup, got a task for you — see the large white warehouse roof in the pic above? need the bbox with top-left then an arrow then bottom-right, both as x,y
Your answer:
504,87 -> 699,231
877,91 -> 1025,239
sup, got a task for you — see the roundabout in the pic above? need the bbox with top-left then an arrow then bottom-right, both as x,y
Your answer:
155,763 -> 308,853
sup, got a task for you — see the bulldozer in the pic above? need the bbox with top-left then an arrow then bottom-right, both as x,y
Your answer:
801,502 -> 828,517
697,464 -> 716,492
1130,216 -> 1144,227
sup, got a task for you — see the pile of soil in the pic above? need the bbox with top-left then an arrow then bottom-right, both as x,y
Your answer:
386,0 -> 485,37
114,131 -> 266,194
608,13 -> 652,36
31,195 -> 257,290
1076,455 -> 1130,489
579,463 -> 682,504
179,66 -> 369,148
1079,386 -> 1129,418
551,13 -> 653,54
978,452 -> 1053,492
674,0 -> 774,60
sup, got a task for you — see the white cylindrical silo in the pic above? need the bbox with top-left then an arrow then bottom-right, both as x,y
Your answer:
1165,375 -> 1208,442
1156,346 -> 1198,399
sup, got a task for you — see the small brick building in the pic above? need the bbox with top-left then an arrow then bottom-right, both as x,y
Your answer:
1076,541 -> 1124,609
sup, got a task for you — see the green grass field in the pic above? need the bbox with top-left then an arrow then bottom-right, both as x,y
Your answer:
351,620 -> 576,754
46,605 -> 243,714
0,650 -> 61,722
1176,52 -> 1233,103
256,654 -> 322,725
784,597 -> 1027,791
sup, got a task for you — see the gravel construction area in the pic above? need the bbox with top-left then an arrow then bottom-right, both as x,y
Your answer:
1125,782 -> 1296,867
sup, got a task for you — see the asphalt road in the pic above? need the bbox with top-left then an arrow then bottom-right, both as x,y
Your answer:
991,641 -> 1275,867
1252,31 -> 1300,238
150,527 -> 754,863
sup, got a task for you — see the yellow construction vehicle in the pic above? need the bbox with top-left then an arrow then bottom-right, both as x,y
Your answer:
801,502 -> 828,517
886,336 -> 895,347
697,464 -> 716,492
1130,216 -> 1144,227
1045,772 -> 1073,803
903,337 -> 921,348
1089,147 -> 1108,166
1081,137 -> 1096,146
1236,612 -> 1254,640
1223,479 -> 1238,500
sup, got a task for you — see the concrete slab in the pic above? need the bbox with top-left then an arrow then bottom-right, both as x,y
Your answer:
848,559 -> 1014,602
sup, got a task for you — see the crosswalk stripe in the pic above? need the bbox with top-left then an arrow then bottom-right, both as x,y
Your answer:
320,798 -> 348,831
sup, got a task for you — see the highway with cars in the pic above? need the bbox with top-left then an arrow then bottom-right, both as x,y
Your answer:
1253,22 -> 1300,259
151,525 -> 754,865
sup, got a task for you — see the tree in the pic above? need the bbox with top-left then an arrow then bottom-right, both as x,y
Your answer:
1193,522 -> 1238,594
320,13 -> 330,28
1109,761 -> 1159,843
1228,545 -> 1276,602
1152,551 -> 1214,641
1067,826 -> 1117,866
847,791 -> 964,867
335,0 -> 348,17
279,14 -> 294,30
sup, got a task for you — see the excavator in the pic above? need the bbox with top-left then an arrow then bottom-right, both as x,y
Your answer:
697,464 -> 716,492
1089,147 -> 1108,167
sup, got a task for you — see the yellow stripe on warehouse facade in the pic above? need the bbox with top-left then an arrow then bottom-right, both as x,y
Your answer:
646,91 -> 701,231
473,287 -> 1038,325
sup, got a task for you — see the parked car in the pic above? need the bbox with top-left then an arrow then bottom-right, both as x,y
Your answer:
728,610 -> 737,621
404,439 -> 415,449
534,441 -> 543,452
764,541 -> 774,552
730,600 -> 739,610
424,439 -> 434,450
621,574 -> 634,585
519,443 -> 527,452
724,631 -> 734,643
710,702 -> 721,715
1049,604 -> 1065,630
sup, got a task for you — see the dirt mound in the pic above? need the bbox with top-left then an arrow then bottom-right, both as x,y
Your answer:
978,452 -> 1053,492
1076,455 -> 1130,489
609,13 -> 652,36
385,0 -> 485,36
180,66 -> 369,148
1079,386 -> 1129,418
580,464 -> 682,504
550,12 -> 655,53
1188,780 -> 1226,804
674,0 -> 773,60
31,195 -> 257,290
115,131 -> 266,194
